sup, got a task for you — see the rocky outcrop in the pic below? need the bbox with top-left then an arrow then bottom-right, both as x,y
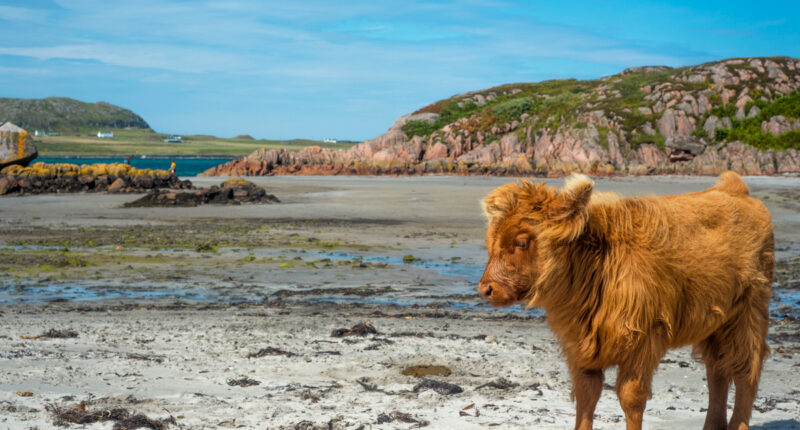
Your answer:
204,57 -> 800,177
761,115 -> 800,135
0,162 -> 191,195
0,122 -> 37,170
124,178 -> 278,207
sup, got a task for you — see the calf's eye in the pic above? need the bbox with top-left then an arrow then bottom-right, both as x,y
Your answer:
514,238 -> 528,249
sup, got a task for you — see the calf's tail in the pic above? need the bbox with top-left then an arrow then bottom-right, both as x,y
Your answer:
713,171 -> 749,196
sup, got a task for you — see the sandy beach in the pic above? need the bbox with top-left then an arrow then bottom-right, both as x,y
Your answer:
1,175 -> 799,429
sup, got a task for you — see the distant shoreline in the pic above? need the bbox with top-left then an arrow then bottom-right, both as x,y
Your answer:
38,154 -> 241,159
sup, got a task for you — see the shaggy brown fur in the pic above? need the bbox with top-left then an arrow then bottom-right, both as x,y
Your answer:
478,172 -> 773,430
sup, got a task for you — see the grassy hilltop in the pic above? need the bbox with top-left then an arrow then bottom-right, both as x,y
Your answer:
0,97 -> 149,131
401,58 -> 800,152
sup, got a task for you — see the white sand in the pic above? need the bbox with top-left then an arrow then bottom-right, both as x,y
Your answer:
0,175 -> 799,429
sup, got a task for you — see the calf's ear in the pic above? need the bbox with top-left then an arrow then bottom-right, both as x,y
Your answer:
542,174 -> 594,242
482,183 -> 520,223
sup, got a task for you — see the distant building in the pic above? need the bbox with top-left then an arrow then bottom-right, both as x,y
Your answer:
164,135 -> 183,143
34,130 -> 60,137
97,131 -> 114,138
323,138 -> 337,143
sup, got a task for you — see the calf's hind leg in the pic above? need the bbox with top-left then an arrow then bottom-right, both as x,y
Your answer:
698,289 -> 769,430
697,337 -> 731,430
728,316 -> 769,430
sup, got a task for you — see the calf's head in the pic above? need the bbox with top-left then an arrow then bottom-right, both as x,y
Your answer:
478,174 -> 594,307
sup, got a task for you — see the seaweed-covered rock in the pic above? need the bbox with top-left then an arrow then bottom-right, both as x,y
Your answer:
123,178 -> 278,207
0,162 -> 192,196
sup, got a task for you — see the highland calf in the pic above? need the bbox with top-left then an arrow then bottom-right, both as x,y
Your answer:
478,172 -> 773,430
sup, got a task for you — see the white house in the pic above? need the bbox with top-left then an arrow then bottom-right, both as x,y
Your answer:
97,131 -> 114,138
34,130 -> 47,137
163,135 -> 183,143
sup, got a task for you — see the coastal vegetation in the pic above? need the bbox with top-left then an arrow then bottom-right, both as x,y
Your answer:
715,90 -> 800,150
401,59 -> 800,153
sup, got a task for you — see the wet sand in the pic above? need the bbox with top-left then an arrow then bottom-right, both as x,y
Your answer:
0,175 -> 799,429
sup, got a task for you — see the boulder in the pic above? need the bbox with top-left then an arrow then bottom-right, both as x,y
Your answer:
665,136 -> 706,156
704,115 -> 723,140
762,115 -> 792,136
423,142 -> 449,160
132,175 -> 154,189
0,176 -> 18,195
0,122 -> 38,170
656,109 -> 694,138
108,177 -> 127,193
634,143 -> 667,168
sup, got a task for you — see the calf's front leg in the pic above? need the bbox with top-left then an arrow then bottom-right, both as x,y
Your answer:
571,367 -> 604,430
616,363 -> 657,430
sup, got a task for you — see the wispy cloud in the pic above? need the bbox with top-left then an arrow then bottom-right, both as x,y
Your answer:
0,65 -> 51,76
0,0 -> 796,139
0,6 -> 47,22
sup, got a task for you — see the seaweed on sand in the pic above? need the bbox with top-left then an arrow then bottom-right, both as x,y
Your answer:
227,377 -> 261,387
330,322 -> 378,337
20,329 -> 78,339
247,346 -> 296,358
46,401 -> 176,429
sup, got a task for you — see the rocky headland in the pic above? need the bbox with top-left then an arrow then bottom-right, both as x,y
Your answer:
203,57 -> 800,177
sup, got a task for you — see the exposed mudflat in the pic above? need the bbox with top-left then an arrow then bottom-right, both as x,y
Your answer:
0,175 -> 799,429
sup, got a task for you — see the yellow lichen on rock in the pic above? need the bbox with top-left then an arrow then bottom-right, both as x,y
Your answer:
1,162 -> 171,178
222,177 -> 254,188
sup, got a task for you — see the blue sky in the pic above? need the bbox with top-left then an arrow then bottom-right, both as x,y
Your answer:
0,1 -> 798,140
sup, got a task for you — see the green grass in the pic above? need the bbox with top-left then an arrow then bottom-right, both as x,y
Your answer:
403,99 -> 484,138
712,90 -> 800,150
613,69 -> 674,102
491,97 -> 535,122
596,126 -> 610,149
34,128 -> 357,156
629,132 -> 666,150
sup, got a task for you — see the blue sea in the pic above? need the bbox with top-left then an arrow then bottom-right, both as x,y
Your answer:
35,156 -> 234,177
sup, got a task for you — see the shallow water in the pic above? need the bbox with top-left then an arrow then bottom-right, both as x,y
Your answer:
307,250 -> 485,284
2,243 -> 797,320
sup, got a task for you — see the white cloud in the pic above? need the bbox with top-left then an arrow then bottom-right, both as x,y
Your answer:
0,43 -> 251,74
0,65 -> 51,76
0,6 -> 45,22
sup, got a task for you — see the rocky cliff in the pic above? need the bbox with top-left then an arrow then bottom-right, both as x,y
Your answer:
0,97 -> 150,132
203,57 -> 800,177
